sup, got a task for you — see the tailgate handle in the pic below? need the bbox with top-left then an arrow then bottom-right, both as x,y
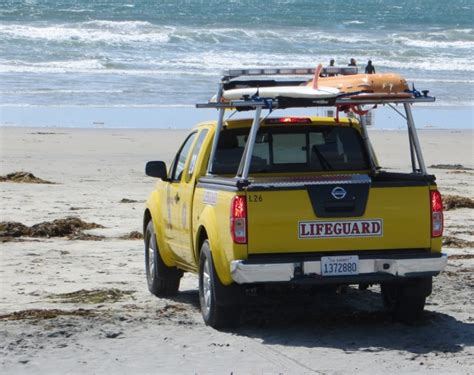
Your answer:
324,201 -> 355,212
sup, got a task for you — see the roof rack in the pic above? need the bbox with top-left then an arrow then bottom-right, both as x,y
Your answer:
198,66 -> 435,109
196,95 -> 435,110
198,67 -> 434,181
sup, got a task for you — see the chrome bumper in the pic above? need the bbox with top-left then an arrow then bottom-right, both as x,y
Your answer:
230,253 -> 448,284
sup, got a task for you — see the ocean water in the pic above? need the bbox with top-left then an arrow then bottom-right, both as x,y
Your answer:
0,0 -> 473,112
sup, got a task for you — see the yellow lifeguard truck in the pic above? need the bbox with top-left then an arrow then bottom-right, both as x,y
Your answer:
143,67 -> 447,329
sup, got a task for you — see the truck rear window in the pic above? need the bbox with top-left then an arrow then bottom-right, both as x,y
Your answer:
212,125 -> 370,174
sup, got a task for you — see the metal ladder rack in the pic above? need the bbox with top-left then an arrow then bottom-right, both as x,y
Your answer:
197,68 -> 435,180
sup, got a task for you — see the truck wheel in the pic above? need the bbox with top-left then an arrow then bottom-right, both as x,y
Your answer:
144,221 -> 182,297
381,277 -> 432,323
199,240 -> 242,329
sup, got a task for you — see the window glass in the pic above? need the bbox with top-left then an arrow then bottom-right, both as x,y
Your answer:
253,134 -> 270,164
212,125 -> 369,174
311,127 -> 368,170
273,133 -> 306,164
170,132 -> 197,181
211,130 -> 245,174
187,129 -> 208,178
309,132 -> 324,146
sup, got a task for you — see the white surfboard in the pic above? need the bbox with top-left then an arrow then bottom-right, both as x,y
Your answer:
221,85 -> 339,101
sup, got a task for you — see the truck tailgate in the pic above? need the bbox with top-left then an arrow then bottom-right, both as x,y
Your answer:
246,176 -> 431,254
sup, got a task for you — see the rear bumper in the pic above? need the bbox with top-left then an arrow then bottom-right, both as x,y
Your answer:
230,253 -> 448,284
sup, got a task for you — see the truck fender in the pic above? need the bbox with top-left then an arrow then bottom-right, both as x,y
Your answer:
145,190 -> 176,268
196,205 -> 233,286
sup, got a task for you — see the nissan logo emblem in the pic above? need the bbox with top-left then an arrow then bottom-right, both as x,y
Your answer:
331,187 -> 347,200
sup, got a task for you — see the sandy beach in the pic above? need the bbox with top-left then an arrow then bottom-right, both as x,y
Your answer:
0,126 -> 473,374
1,0 -> 473,372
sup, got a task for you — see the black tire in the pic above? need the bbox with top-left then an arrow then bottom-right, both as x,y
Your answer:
144,221 -> 182,297
198,240 -> 242,329
381,277 -> 432,323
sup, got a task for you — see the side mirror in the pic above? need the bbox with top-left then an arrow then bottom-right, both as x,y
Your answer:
145,161 -> 168,180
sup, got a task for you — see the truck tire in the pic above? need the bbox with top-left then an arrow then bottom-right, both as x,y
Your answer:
199,240 -> 242,329
381,277 -> 432,323
144,221 -> 182,297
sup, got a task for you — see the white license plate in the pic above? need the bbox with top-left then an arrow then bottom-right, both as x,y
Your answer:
321,255 -> 359,276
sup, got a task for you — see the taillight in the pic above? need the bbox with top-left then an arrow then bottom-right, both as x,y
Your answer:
430,190 -> 443,237
265,117 -> 312,124
230,196 -> 247,244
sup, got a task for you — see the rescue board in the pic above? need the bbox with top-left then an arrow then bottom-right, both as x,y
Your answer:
221,85 -> 340,100
307,73 -> 409,94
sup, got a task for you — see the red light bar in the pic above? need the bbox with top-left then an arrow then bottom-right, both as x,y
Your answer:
265,117 -> 312,124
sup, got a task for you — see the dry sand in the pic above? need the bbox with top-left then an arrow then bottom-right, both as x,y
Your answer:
0,126 -> 473,374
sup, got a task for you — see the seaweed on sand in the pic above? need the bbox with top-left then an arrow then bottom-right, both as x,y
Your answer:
120,198 -> 138,203
0,217 -> 105,241
29,217 -> 104,237
47,289 -> 134,304
0,308 -> 95,321
119,231 -> 143,240
0,171 -> 55,184
0,221 -> 30,237
443,236 -> 474,248
443,195 -> 474,211
429,164 -> 472,171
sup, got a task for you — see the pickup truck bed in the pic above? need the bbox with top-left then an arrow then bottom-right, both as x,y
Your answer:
197,172 -> 446,282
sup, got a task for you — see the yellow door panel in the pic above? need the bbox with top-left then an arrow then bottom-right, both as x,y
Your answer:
164,183 -> 182,256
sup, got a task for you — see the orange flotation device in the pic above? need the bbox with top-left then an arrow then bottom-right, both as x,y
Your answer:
307,72 -> 409,95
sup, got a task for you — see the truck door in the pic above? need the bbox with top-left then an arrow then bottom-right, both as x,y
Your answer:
165,131 -> 197,259
174,129 -> 209,266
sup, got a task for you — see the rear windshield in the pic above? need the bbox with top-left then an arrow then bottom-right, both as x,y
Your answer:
212,125 -> 370,174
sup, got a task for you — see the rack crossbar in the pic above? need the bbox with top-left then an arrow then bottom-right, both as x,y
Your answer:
223,66 -> 358,81
335,97 -> 435,105
196,101 -> 272,109
196,96 -> 435,110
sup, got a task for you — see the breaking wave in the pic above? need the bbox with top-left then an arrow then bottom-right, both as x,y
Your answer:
1,21 -> 472,50
0,1 -> 472,109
